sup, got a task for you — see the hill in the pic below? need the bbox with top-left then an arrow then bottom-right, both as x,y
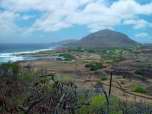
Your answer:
66,29 -> 139,48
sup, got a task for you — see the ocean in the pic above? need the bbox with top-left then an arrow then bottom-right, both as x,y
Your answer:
0,43 -> 55,63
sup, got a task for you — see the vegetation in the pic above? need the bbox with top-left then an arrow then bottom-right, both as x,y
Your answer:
133,84 -> 146,93
85,62 -> 103,71
100,76 -> 108,81
59,53 -> 75,61
100,48 -> 128,64
0,62 -> 20,77
0,61 -> 152,114
1,44 -> 152,114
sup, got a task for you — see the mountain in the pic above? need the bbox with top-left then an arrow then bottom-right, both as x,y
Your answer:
57,39 -> 78,45
49,39 -> 77,47
66,29 -> 139,48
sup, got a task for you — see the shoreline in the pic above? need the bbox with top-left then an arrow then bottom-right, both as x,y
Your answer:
0,47 -> 55,64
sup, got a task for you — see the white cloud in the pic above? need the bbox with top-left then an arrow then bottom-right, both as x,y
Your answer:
0,10 -> 32,38
0,0 -> 152,33
135,32 -> 149,38
111,0 -> 152,16
123,19 -> 152,29
0,11 -> 18,33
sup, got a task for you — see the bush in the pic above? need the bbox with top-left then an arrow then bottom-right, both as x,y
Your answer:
101,76 -> 108,81
85,62 -> 103,71
90,95 -> 106,109
79,95 -> 106,114
133,84 -> 146,93
58,53 -> 74,61
0,63 -> 19,77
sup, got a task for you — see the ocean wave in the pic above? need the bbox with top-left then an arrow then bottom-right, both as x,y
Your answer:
0,47 -> 53,63
0,53 -> 24,63
15,48 -> 53,55
0,53 -> 12,57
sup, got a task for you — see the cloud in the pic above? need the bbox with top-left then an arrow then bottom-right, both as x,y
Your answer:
134,32 -> 152,43
111,0 -> 152,16
0,11 -> 18,33
123,19 -> 152,29
0,0 -> 152,33
135,32 -> 149,38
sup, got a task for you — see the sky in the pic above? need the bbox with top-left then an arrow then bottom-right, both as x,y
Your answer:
0,0 -> 152,44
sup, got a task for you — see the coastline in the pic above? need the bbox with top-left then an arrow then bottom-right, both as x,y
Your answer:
0,47 -> 55,64
14,48 -> 54,55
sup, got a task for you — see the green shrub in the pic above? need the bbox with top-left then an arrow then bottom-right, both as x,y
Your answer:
0,63 -> 20,77
133,84 -> 146,93
71,47 -> 85,52
90,95 -> 106,109
85,62 -> 103,71
58,53 -> 74,61
79,95 -> 106,114
0,62 -> 19,73
101,76 -> 108,81
19,73 -> 35,82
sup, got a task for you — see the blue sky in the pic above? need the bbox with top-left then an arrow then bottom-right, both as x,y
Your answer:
0,0 -> 152,44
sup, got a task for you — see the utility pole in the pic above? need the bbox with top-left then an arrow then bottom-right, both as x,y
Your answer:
109,72 -> 113,96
